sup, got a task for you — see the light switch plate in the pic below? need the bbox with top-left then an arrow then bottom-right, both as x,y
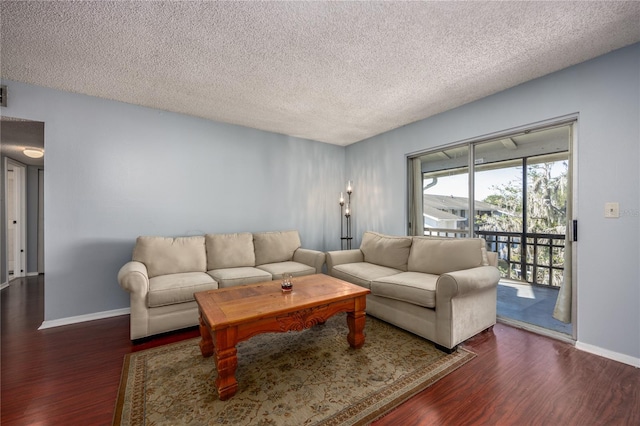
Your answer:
605,202 -> 619,218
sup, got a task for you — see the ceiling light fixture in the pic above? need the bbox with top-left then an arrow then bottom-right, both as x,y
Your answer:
23,148 -> 44,159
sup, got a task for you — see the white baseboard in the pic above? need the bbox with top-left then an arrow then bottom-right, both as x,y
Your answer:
575,341 -> 640,368
0,282 -> 8,290
498,317 -> 639,368
27,272 -> 40,277
38,307 -> 130,330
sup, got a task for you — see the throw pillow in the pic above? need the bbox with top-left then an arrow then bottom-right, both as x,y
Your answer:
205,233 -> 255,270
132,236 -> 206,278
408,237 -> 486,275
360,231 -> 412,271
253,230 -> 301,265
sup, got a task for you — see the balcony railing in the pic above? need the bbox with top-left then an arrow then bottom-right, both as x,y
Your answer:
422,228 -> 566,287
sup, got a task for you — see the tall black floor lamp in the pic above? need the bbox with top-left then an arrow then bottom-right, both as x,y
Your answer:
339,181 -> 353,250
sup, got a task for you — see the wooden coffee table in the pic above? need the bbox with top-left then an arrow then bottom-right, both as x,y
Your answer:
194,273 -> 370,400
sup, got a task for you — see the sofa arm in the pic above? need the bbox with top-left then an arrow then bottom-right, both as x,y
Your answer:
436,266 -> 501,299
326,249 -> 364,275
293,248 -> 326,273
117,261 -> 150,297
435,266 -> 500,349
118,261 -> 151,340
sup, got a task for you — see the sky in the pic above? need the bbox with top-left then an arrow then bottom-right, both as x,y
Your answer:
426,168 -> 520,201
427,161 -> 567,201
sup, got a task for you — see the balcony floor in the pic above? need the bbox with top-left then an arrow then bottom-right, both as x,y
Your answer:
497,280 -> 572,336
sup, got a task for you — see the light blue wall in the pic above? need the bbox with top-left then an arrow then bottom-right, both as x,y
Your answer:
1,80 -> 345,321
346,43 -> 640,359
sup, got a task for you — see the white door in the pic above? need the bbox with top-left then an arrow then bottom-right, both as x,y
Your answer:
5,159 -> 26,279
7,169 -> 15,274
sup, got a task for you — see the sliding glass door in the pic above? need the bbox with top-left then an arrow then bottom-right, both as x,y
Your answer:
409,122 -> 575,336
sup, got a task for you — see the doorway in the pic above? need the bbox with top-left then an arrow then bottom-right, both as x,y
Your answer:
1,117 -> 45,288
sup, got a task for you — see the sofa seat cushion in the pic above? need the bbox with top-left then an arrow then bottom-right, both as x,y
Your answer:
256,261 -> 315,279
371,272 -> 439,309
147,272 -> 217,308
207,267 -> 272,288
331,262 -> 402,289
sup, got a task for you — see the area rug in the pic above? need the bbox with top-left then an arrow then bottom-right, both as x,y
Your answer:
113,314 -> 475,426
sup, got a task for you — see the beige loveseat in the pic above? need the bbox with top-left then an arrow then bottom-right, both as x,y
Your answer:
118,230 -> 325,340
326,231 -> 500,351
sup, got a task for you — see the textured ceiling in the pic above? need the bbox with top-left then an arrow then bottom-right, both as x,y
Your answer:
1,1 -> 639,146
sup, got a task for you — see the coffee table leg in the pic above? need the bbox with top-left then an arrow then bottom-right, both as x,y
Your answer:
213,328 -> 238,400
198,314 -> 214,357
347,296 -> 367,349
198,317 -> 238,400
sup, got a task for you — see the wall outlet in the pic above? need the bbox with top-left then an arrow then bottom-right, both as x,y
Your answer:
604,202 -> 619,218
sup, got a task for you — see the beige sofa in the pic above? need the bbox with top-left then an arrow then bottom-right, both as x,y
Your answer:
326,231 -> 500,351
118,230 -> 325,340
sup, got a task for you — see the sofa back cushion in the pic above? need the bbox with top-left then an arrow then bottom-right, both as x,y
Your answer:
360,231 -> 412,272
206,232 -> 255,270
132,236 -> 206,278
254,230 -> 301,265
408,237 -> 488,275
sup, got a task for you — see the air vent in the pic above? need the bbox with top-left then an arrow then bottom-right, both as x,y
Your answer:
0,85 -> 6,107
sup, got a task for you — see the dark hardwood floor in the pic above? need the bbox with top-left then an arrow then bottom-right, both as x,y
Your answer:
2,276 -> 638,425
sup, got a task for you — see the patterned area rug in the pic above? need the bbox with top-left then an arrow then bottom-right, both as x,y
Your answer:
113,314 -> 475,426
